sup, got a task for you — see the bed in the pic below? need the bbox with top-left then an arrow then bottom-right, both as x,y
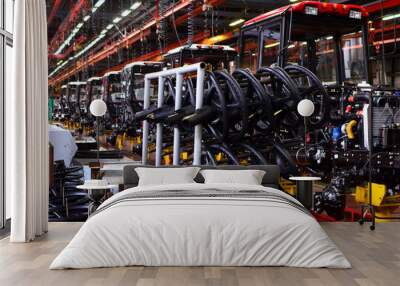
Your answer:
50,165 -> 350,269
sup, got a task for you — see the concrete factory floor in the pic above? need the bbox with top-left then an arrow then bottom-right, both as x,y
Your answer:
0,222 -> 399,286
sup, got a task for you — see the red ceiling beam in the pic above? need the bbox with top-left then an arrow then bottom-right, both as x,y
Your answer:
174,0 -> 218,26
49,0 -> 226,85
48,35 -> 88,60
49,0 -> 91,54
365,0 -> 400,13
47,0 -> 62,26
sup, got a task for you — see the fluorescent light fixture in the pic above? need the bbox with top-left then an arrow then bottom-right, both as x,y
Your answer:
106,24 -> 114,30
383,13 -> 400,21
94,0 -> 106,8
113,17 -> 122,24
92,7 -> 98,13
290,0 -> 298,2
76,22 -> 84,28
288,44 -> 295,49
264,42 -> 279,49
130,1 -> 142,10
229,18 -> 245,27
83,15 -> 91,22
326,36 -> 333,40
121,9 -> 132,17
101,29 -> 107,34
304,6 -> 318,16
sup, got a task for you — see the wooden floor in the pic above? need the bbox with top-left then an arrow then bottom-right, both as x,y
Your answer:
0,222 -> 399,286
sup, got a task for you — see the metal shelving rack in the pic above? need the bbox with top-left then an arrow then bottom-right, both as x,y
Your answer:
359,85 -> 400,230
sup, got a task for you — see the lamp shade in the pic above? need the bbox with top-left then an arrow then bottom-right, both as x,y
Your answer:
89,99 -> 107,117
297,99 -> 315,117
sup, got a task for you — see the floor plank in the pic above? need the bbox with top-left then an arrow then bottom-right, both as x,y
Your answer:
0,222 -> 399,286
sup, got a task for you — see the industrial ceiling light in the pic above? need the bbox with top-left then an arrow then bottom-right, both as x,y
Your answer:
113,16 -> 122,24
383,13 -> 400,21
229,18 -> 245,27
264,42 -> 280,49
54,0 -> 103,55
94,0 -> 106,8
106,24 -> 113,30
130,1 -> 142,10
92,0 -> 106,13
121,9 -> 132,17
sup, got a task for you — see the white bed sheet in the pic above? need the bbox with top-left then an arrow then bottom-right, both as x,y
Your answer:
50,183 -> 350,269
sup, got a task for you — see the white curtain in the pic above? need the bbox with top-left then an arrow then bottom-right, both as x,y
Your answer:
8,0 -> 49,242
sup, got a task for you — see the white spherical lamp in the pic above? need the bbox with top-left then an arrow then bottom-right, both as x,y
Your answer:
297,99 -> 315,117
90,99 -> 107,117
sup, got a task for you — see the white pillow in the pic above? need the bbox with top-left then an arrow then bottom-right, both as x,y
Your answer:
200,169 -> 266,185
136,167 -> 201,186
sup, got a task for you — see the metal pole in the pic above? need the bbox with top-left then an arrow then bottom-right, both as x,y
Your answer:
304,116 -> 308,156
142,78 -> 151,165
193,65 -> 205,165
368,89 -> 375,230
173,73 -> 183,165
155,76 -> 165,167
96,116 -> 100,163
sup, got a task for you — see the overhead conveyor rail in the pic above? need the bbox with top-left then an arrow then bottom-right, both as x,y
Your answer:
141,62 -> 206,166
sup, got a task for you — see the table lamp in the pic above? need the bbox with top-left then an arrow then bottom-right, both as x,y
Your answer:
297,99 -> 315,154
89,99 -> 107,161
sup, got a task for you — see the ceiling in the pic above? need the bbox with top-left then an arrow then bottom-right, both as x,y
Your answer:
45,0 -> 393,87
46,0 -> 296,85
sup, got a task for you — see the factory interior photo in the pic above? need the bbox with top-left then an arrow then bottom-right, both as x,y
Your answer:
1,0 -> 400,285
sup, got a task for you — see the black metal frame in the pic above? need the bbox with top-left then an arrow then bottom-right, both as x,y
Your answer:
122,62 -> 163,111
86,78 -> 102,107
239,9 -> 371,85
165,46 -> 237,70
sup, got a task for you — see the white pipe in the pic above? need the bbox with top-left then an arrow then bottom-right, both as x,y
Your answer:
173,73 -> 183,165
193,67 -> 205,165
142,63 -> 206,166
155,77 -> 165,167
144,62 -> 205,80
141,77 -> 151,164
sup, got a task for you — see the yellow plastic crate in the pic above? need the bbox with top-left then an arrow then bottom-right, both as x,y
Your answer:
355,183 -> 386,207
